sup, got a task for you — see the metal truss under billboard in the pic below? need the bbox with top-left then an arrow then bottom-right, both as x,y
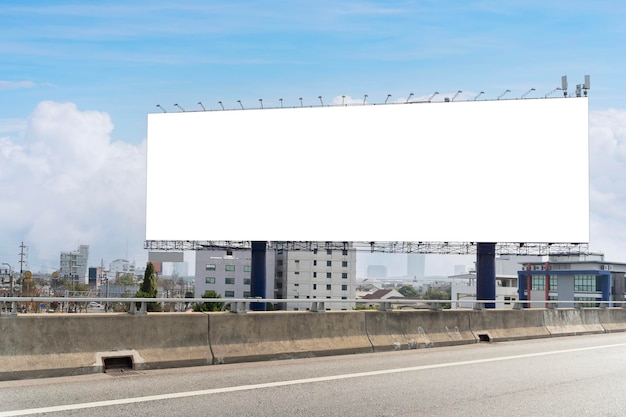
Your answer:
146,97 -> 589,243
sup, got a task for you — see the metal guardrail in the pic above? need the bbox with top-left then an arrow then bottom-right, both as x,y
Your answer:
2,296 -> 625,316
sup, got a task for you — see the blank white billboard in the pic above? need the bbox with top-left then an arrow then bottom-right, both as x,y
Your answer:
146,97 -> 589,243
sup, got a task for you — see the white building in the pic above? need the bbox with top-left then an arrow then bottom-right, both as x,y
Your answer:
59,245 -> 89,285
275,244 -> 357,311
194,249 -> 274,300
109,259 -> 135,280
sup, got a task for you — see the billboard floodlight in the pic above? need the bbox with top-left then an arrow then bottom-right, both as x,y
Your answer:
174,103 -> 185,112
406,93 -> 414,103
237,100 -> 244,110
521,88 -> 536,99
428,91 -> 439,102
363,94 -> 368,105
385,94 -> 391,104
218,101 -> 225,110
451,90 -> 462,101
198,101 -> 206,111
544,87 -> 561,98
156,104 -> 166,113
474,91 -> 484,101
497,89 -> 511,100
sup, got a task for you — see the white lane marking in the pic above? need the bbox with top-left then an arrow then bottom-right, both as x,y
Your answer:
3,342 -> 626,416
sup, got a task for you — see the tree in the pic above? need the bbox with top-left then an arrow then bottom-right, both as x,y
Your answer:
135,262 -> 161,312
193,290 -> 224,312
398,285 -> 420,298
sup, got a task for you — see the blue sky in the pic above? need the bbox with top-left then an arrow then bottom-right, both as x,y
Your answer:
1,1 -> 626,275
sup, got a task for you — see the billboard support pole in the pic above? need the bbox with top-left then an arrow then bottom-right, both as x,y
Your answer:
476,242 -> 496,309
250,241 -> 267,311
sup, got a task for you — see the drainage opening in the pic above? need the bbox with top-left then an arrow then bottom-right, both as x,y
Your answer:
103,356 -> 134,372
478,334 -> 491,342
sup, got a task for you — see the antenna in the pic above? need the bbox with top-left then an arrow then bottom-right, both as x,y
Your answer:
174,103 -> 185,112
497,89 -> 510,100
406,93 -> 414,103
583,74 -> 590,96
561,75 -> 568,97
156,104 -> 166,113
473,91 -> 484,101
198,101 -> 206,111
428,91 -> 439,102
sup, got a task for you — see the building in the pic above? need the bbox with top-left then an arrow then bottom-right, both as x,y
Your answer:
194,248 -> 274,300
517,253 -> 626,307
274,244 -> 357,311
450,255 -> 542,309
109,259 -> 135,280
407,254 -> 425,279
59,245 -> 89,285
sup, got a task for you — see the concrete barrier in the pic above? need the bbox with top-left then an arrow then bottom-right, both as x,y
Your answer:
598,308 -> 626,332
0,313 -> 212,380
468,309 -> 550,341
543,308 -> 605,336
208,311 -> 372,364
364,310 -> 475,351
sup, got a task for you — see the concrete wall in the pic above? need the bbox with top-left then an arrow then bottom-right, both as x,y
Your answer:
3,308 -> 626,381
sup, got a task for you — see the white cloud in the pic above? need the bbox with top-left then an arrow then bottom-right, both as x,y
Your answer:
0,101 -> 146,270
588,108 -> 626,260
0,80 -> 35,90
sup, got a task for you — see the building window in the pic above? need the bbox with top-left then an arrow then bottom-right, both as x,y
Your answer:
276,271 -> 283,278
294,283 -> 299,287
226,250 -> 233,257
342,273 -> 348,279
326,284 -> 331,290
225,277 -> 235,285
313,260 -> 317,266
313,272 -> 317,278
205,277 -> 215,284
342,261 -> 348,267
341,296 -> 347,300
342,249 -> 348,256
225,265 -> 235,272
326,272 -> 332,279
277,260 -> 283,266
294,271 -> 300,275
244,265 -> 251,272
326,260 -> 332,267
327,249 -> 332,255
243,291 -> 251,297
531,276 -> 545,291
574,275 -> 597,292
342,285 -> 347,291
550,275 -> 558,291
244,278 -> 251,285
206,264 -> 216,271
313,248 -> 318,254
224,291 -> 235,298
313,284 -> 317,290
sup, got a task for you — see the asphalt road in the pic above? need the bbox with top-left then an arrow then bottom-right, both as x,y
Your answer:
2,332 -> 626,416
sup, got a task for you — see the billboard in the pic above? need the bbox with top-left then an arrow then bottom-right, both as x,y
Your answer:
146,97 -> 589,243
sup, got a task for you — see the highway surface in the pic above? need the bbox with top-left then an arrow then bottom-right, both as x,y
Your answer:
2,332 -> 626,416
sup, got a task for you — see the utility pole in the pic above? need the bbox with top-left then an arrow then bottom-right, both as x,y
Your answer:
18,242 -> 27,274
